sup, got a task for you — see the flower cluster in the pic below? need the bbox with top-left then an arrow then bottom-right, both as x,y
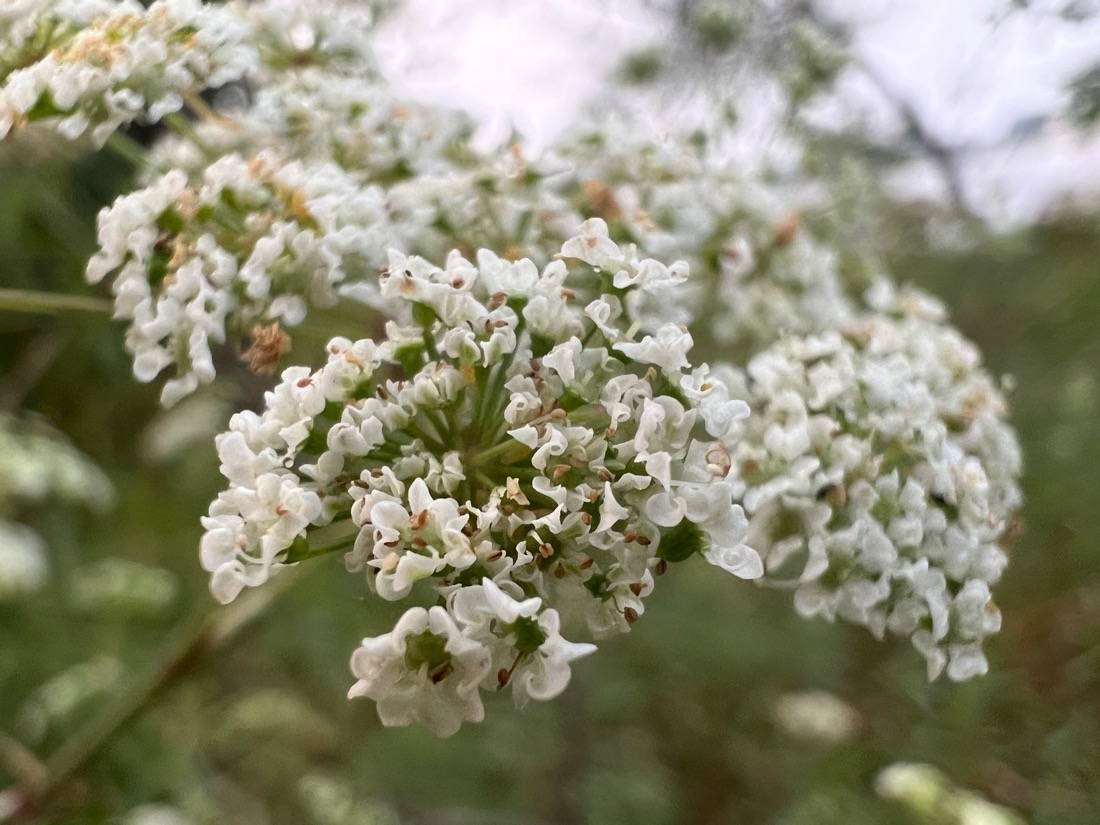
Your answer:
238,0 -> 388,81
200,221 -> 762,734
553,121 -> 857,355
87,150 -> 404,406
145,69 -> 578,267
722,293 -> 1021,680
17,0 -> 1025,735
71,1 -> 863,409
0,0 -> 254,145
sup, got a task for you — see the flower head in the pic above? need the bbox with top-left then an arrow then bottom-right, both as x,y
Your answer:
723,311 -> 1021,679
201,221 -> 759,733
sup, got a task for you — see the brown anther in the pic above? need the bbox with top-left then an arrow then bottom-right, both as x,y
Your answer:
580,512 -> 592,526
644,366 -> 658,383
579,556 -> 595,570
353,479 -> 370,489
275,505 -> 288,517
383,540 -> 399,548
497,668 -> 511,689
492,319 -> 509,328
824,484 -> 847,508
633,207 -> 657,232
552,464 -> 571,482
538,543 -> 554,558
623,607 -> 639,625
451,277 -> 466,289
430,662 -> 453,684
486,550 -> 504,562
596,467 -> 613,482
371,468 -> 384,478
772,212 -> 799,246
411,536 -> 428,548
489,291 -> 507,308
553,563 -> 565,579
560,288 -> 576,301
705,443 -> 732,478
623,530 -> 637,543
629,582 -> 644,596
240,323 -> 291,375
375,384 -> 389,400
410,510 -> 429,530
999,515 -> 1026,554
548,408 -> 568,421
655,559 -> 668,576
296,377 -> 312,388
581,179 -> 622,220
587,490 -> 599,503
636,535 -> 652,547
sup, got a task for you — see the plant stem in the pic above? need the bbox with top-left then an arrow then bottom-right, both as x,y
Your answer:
0,289 -> 112,317
162,112 -> 208,155
4,567 -> 306,822
104,131 -> 151,170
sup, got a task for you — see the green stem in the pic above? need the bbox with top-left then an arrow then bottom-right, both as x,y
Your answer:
283,523 -> 358,563
104,131 -> 151,170
469,436 -> 530,469
8,567 -> 307,820
162,112 -> 205,149
0,289 -> 112,316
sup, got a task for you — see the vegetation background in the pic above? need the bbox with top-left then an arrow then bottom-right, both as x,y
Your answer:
2,1 -> 1099,823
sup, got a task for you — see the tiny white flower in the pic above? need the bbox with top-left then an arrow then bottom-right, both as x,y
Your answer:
348,606 -> 491,737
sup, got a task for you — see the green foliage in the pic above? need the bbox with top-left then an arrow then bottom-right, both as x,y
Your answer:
1068,64 -> 1100,126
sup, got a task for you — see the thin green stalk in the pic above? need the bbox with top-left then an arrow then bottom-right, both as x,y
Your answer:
8,566 -> 307,820
0,289 -> 112,316
469,436 -> 531,469
162,112 -> 207,152
104,131 -> 151,170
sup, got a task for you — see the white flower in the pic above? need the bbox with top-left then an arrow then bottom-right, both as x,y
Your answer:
559,217 -> 622,268
0,521 -> 49,599
614,324 -> 693,375
348,606 -> 492,737
450,579 -> 596,707
356,478 -> 472,600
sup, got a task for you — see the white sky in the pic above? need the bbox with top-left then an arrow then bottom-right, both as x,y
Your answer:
374,0 -> 1100,227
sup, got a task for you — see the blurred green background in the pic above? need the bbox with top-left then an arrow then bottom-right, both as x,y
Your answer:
3,12 -> 1100,823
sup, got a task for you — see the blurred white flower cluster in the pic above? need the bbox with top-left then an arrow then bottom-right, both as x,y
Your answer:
0,414 -> 114,599
0,0 -> 254,144
722,285 -> 1021,680
0,0 -> 1023,734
